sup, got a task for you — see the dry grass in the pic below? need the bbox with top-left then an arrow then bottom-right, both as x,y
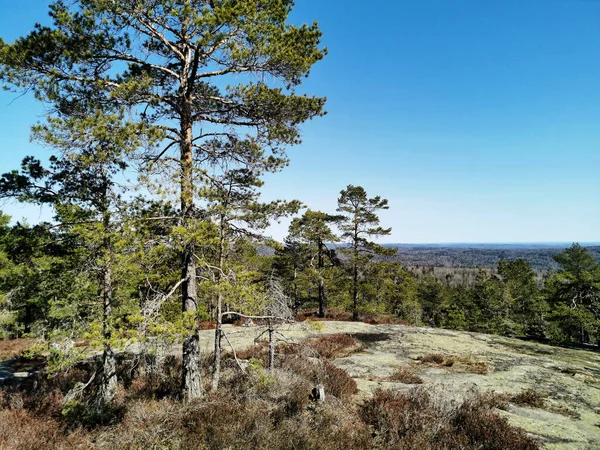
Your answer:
451,355 -> 490,374
492,388 -> 580,420
418,353 -> 445,364
417,353 -> 490,374
509,388 -> 547,409
389,367 -> 424,384
0,338 -> 37,360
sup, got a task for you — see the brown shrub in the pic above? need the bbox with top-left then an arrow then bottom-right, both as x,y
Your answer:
281,355 -> 357,401
418,353 -> 445,364
322,360 -> 358,400
443,357 -> 455,367
0,338 -> 37,360
419,353 -> 490,374
360,388 -> 463,448
509,389 -> 547,409
454,394 -> 540,450
275,333 -> 361,361
389,367 -> 424,384
547,404 -> 581,420
0,409 -> 92,449
362,315 -> 408,326
97,389 -> 369,450
451,355 -> 490,374
295,309 -> 353,322
360,388 -> 540,450
199,321 -> 216,330
302,333 -> 361,359
234,340 -> 269,363
295,310 -> 409,326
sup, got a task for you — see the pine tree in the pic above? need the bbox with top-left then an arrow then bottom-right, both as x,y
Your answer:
546,244 -> 600,344
0,109 -> 150,402
336,185 -> 396,320
1,0 -> 326,400
288,210 -> 340,317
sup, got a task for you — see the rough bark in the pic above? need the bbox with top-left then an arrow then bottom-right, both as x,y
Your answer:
318,239 -> 326,318
180,97 -> 202,401
211,291 -> 222,392
100,206 -> 117,403
352,224 -> 359,321
211,223 -> 226,392
268,323 -> 275,371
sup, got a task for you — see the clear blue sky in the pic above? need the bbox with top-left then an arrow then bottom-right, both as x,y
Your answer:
0,0 -> 599,243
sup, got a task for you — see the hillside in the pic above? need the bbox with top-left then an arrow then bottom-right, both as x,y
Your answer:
216,321 -> 599,449
2,321 -> 599,449
192,321 -> 598,449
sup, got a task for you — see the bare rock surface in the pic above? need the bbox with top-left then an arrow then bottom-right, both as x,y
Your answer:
2,321 -> 599,449
201,321 -> 600,450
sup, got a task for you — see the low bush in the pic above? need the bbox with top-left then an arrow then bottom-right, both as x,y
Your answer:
454,394 -> 540,450
418,353 -> 490,374
302,333 -> 361,359
389,367 -> 424,384
418,353 -> 445,364
508,389 -> 547,409
361,388 -> 540,450
1,342 -> 543,449
0,409 -> 92,449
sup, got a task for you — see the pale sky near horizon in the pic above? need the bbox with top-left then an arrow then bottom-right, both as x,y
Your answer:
0,0 -> 598,243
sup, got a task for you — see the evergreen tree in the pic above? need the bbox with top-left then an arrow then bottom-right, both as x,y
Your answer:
498,258 -> 546,338
1,0 -> 326,400
0,109 -> 150,402
545,244 -> 600,344
336,185 -> 396,320
288,210 -> 340,317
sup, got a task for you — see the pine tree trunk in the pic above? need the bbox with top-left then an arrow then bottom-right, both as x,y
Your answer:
268,323 -> 275,371
352,230 -> 359,321
180,101 -> 202,401
318,240 -> 326,318
211,291 -> 222,392
100,207 -> 117,403
352,261 -> 359,321
211,224 -> 226,392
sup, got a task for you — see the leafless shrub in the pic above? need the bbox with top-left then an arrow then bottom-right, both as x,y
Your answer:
509,389 -> 547,409
361,388 -> 540,450
418,353 -> 445,364
389,367 -> 424,384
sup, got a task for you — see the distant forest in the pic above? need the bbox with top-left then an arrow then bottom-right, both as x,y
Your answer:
263,244 -> 600,272
378,245 -> 600,271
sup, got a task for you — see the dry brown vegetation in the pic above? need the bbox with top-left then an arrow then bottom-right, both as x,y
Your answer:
491,388 -> 582,420
418,353 -> 446,364
508,388 -> 547,409
417,353 -> 490,374
0,330 -> 547,450
360,389 -> 539,450
0,364 -> 541,450
233,333 -> 362,364
0,338 -> 36,360
389,367 -> 424,384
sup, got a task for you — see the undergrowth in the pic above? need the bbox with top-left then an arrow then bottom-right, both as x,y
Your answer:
0,347 -> 541,449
